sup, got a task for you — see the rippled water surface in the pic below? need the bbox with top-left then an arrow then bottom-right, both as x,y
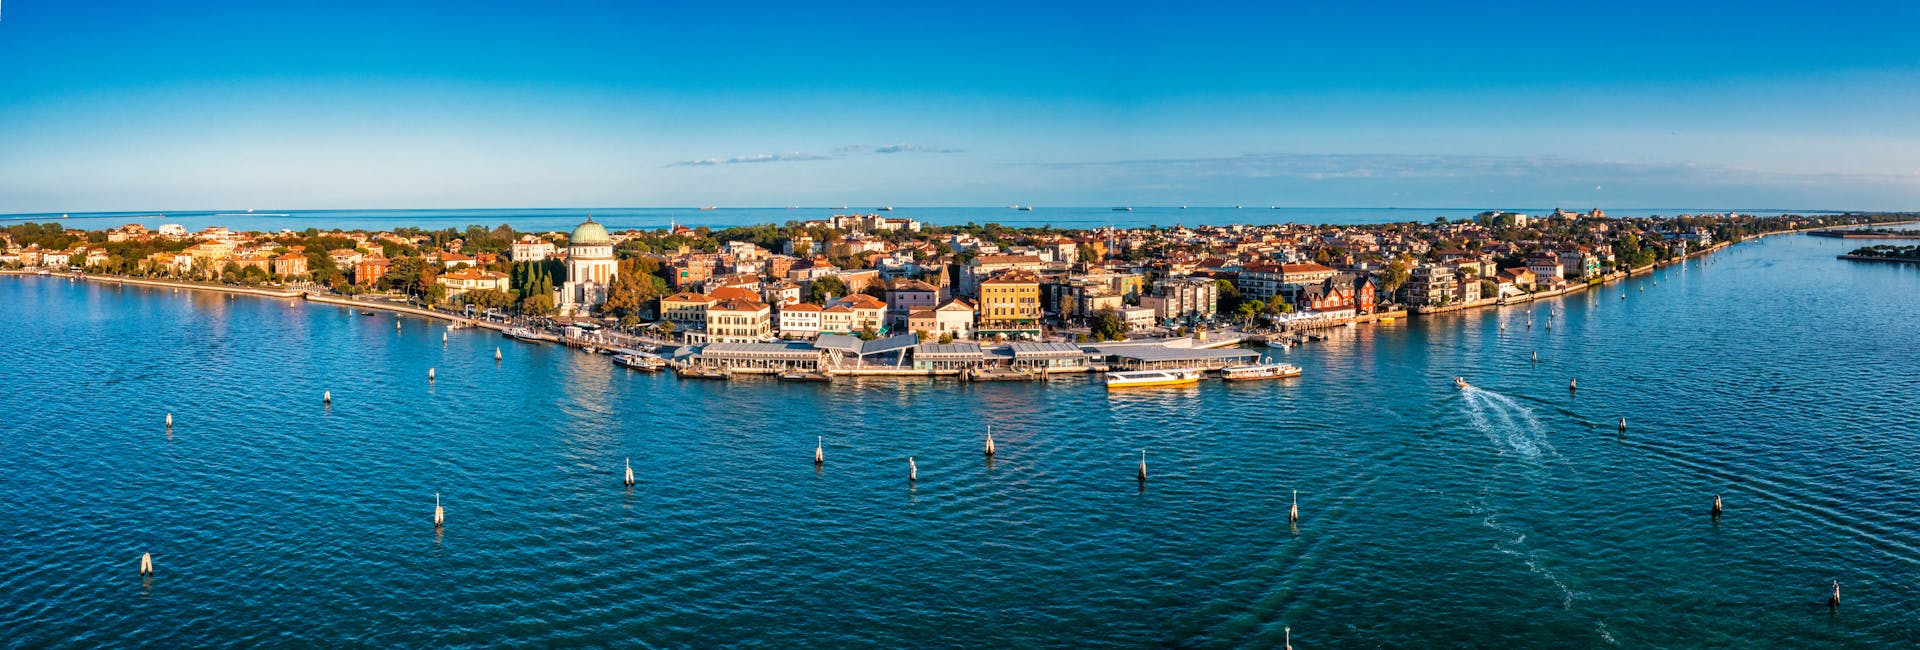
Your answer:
3,232 -> 1919,647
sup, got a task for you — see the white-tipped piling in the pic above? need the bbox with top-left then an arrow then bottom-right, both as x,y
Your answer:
814,437 -> 824,466
1285,627 -> 1292,650
442,331 -> 448,344
165,413 -> 173,430
1711,494 -> 1723,517
396,320 -> 402,332
1618,417 -> 1626,432
495,347 -> 502,361
1531,351 -> 1538,363
1137,450 -> 1147,482
324,390 -> 332,405
1569,378 -> 1577,392
428,368 -> 436,383
908,457 -> 918,482
1289,490 -> 1300,523
985,425 -> 996,457
1829,580 -> 1841,608
433,493 -> 445,528
139,552 -> 153,575
624,458 -> 636,486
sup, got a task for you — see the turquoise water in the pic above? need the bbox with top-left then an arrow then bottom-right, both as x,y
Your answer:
3,231 -> 1918,646
0,206 -> 1819,233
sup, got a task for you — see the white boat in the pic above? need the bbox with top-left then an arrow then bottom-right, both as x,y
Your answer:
1267,339 -> 1292,350
506,327 -> 545,342
1221,363 -> 1302,381
614,353 -> 666,372
1105,368 -> 1202,389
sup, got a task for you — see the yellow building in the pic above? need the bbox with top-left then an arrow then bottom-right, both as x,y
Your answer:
705,298 -> 772,343
660,291 -> 715,333
978,270 -> 1041,336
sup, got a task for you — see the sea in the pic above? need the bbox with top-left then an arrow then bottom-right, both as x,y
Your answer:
0,206 -> 1831,234
2,223 -> 1917,646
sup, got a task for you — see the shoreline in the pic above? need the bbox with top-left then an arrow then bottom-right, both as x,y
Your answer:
6,218 -> 1909,377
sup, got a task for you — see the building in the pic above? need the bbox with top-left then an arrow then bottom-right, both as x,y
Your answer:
436,268 -> 511,298
271,253 -> 309,279
908,299 -> 976,340
661,291 -> 714,333
977,270 -> 1042,337
1235,263 -> 1286,301
958,254 -> 1044,297
1405,265 -> 1457,307
559,218 -> 619,316
705,298 -> 772,343
354,255 -> 390,285
777,303 -> 823,339
1142,277 -> 1219,322
509,235 -> 557,262
1120,306 -> 1157,331
883,279 -> 940,329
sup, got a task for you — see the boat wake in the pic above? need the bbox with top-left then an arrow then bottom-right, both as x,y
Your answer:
1460,386 -> 1557,459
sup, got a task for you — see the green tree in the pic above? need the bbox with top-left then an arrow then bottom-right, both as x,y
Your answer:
1216,279 -> 1244,314
1380,255 -> 1413,296
857,324 -> 878,341
938,331 -> 955,345
523,293 -> 556,317
1089,308 -> 1128,341
808,276 -> 848,304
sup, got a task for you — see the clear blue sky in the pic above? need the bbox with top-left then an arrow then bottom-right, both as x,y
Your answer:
3,0 -> 1917,213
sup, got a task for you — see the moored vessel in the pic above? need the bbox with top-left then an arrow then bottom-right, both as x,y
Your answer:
1221,363 -> 1302,381
614,352 -> 666,372
1105,368 -> 1202,389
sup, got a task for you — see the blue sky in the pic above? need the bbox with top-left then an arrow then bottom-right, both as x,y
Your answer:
2,0 -> 1918,213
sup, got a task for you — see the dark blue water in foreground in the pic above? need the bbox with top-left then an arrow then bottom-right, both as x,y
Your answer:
0,206 -> 1820,233
3,232 -> 1919,647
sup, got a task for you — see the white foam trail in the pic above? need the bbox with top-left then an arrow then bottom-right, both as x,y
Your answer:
1460,386 -> 1557,459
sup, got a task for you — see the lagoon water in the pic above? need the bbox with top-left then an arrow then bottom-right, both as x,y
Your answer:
2,231 -> 1918,646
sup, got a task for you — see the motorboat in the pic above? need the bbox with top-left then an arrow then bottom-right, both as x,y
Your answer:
1455,377 -> 1470,389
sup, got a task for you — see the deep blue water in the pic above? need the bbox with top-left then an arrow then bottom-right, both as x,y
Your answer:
0,206 -> 1821,233
3,231 -> 1918,646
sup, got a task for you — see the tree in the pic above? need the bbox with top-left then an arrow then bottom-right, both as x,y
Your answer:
463,288 -> 513,311
1090,308 -> 1127,341
1216,279 -> 1244,314
857,324 -> 878,341
808,276 -> 848,304
522,293 -> 556,317
938,331 -> 955,345
1380,255 -> 1413,296
1236,299 -> 1264,322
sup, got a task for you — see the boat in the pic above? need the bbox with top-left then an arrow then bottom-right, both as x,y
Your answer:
966,368 -> 1033,382
777,370 -> 832,382
505,327 -> 546,342
1105,368 -> 1203,389
1111,207 -> 1133,212
614,353 -> 666,372
676,365 -> 732,380
700,205 -> 717,210
1017,205 -> 1033,211
877,206 -> 894,211
1266,339 -> 1292,350
1222,363 -> 1302,381
1455,377 -> 1470,389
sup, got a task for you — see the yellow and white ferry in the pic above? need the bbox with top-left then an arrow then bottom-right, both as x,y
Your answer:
1105,368 -> 1203,389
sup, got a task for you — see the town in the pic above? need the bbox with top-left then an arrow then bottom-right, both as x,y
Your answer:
3,209 -> 1910,379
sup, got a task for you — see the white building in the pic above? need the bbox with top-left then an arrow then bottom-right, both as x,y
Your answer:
559,218 -> 619,315
510,235 -> 556,262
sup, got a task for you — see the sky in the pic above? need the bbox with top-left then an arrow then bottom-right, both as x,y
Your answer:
2,0 -> 1918,213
